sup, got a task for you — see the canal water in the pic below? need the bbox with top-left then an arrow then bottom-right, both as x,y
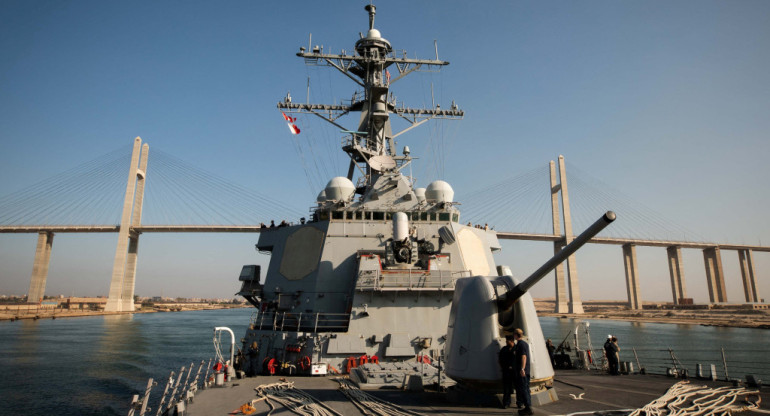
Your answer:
0,308 -> 767,416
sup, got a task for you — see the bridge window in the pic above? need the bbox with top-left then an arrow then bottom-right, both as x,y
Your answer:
420,212 -> 428,221
452,213 -> 459,222
411,212 -> 420,221
373,212 -> 384,221
385,212 -> 393,220
318,211 -> 329,221
439,213 -> 450,221
332,211 -> 344,220
354,212 -> 362,220
430,213 -> 437,221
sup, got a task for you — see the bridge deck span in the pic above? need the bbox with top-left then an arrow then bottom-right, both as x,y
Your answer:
1,226 -> 768,252
491,232 -> 770,252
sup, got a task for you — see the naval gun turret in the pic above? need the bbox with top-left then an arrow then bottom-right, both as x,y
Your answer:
445,212 -> 615,403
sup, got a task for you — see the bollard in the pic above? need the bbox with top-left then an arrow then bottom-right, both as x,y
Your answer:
709,364 -> 718,381
696,363 -> 703,378
627,362 -> 634,374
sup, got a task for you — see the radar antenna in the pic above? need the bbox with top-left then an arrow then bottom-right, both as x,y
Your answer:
277,4 -> 463,190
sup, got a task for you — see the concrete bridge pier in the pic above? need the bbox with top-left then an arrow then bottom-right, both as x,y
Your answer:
549,161 -> 569,314
105,138 -> 148,312
553,156 -> 583,314
27,231 -> 54,303
703,247 -> 727,303
738,249 -> 759,302
666,246 -> 687,305
622,243 -> 642,309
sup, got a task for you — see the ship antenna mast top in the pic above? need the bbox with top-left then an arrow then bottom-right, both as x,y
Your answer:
366,4 -> 376,30
278,4 -> 464,190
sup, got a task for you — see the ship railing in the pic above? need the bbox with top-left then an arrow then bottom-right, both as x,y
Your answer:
250,310 -> 351,333
355,269 -> 470,291
571,346 -> 770,385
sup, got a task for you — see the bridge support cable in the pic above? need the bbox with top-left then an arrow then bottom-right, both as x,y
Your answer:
565,162 -> 707,243
143,149 -> 305,226
0,145 -> 132,226
459,165 -> 551,233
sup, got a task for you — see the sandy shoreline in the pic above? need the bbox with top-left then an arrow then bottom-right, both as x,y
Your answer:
0,304 -> 249,321
535,299 -> 770,329
3,300 -> 769,329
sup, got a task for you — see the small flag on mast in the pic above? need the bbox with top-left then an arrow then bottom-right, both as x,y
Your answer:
281,112 -> 301,135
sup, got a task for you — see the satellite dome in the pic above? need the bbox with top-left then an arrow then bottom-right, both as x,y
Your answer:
316,189 -> 327,203
324,177 -> 355,202
425,181 -> 454,203
367,29 -> 382,39
414,188 -> 426,203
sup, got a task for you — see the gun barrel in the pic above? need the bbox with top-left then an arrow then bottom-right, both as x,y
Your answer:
500,211 -> 616,309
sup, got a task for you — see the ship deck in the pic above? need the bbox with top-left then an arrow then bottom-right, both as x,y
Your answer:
187,369 -> 766,415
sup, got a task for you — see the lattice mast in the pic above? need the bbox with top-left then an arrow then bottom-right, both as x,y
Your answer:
277,4 -> 463,191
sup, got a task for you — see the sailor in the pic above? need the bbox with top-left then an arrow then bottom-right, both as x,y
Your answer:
604,335 -> 618,375
246,341 -> 259,377
498,335 -> 516,409
269,220 -> 276,228
611,336 -> 621,375
546,339 -> 556,367
513,328 -> 533,415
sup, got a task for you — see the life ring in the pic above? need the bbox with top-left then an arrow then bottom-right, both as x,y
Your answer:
299,356 -> 312,371
263,358 -> 277,375
359,354 -> 369,366
369,355 -> 379,364
345,356 -> 358,373
417,355 -> 431,364
587,350 -> 593,364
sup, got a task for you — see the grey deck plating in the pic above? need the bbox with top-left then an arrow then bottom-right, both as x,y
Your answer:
186,370 -> 766,415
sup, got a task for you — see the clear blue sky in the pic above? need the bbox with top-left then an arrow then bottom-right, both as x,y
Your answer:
1,0 -> 769,302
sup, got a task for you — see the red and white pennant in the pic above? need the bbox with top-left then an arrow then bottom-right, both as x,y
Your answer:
281,112 -> 301,135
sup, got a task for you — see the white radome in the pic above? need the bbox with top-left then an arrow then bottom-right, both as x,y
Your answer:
425,180 -> 454,203
414,188 -> 426,203
324,177 -> 356,202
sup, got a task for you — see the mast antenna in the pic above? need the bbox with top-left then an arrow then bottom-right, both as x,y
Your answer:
365,4 -> 376,30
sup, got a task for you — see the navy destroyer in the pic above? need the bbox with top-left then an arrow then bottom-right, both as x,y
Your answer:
126,5 -> 766,416
236,3 -> 472,385
232,4 -> 616,403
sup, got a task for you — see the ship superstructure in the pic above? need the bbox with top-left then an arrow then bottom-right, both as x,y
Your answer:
237,5 -> 501,384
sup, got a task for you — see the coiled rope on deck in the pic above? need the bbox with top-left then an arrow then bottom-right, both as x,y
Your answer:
255,381 -> 342,416
628,380 -> 762,416
334,378 -> 427,416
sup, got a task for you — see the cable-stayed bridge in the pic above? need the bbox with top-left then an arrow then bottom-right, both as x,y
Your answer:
1,137 -> 766,313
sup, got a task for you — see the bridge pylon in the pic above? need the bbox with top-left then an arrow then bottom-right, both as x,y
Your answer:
550,156 -> 584,314
105,137 -> 148,312
27,231 -> 54,303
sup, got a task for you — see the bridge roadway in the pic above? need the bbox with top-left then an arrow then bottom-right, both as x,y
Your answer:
0,225 -> 768,252
2,224 -> 766,309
